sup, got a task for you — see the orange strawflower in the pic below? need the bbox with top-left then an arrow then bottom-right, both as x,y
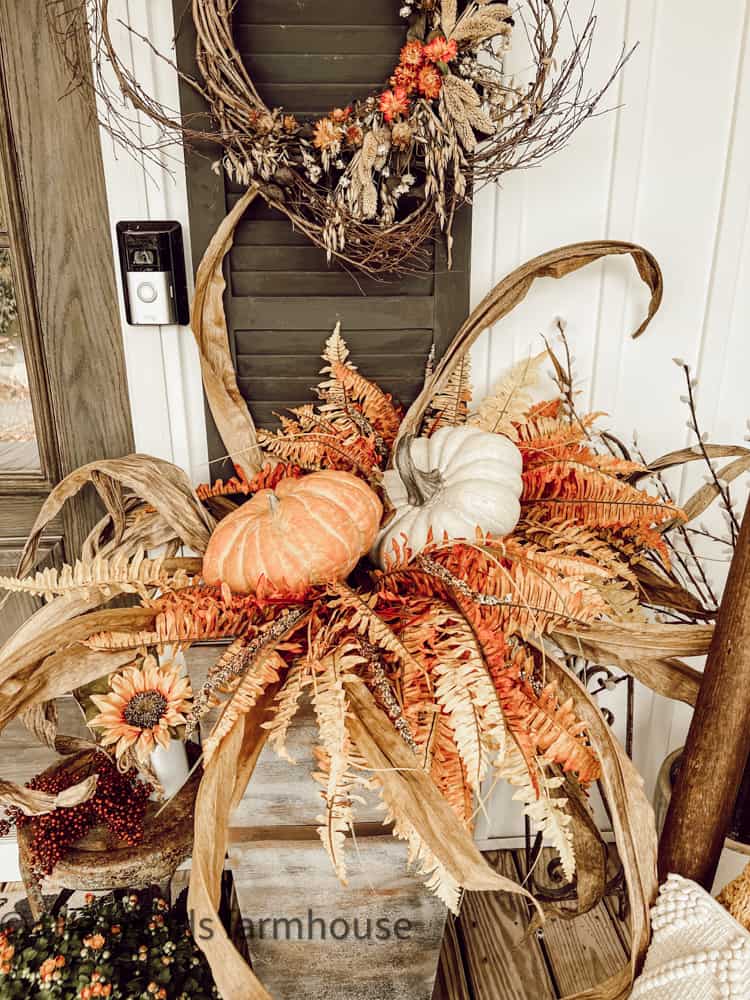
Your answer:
90,657 -> 192,763
391,64 -> 418,94
312,117 -> 342,150
345,124 -> 364,147
418,64 -> 443,100
400,40 -> 424,68
379,87 -> 410,123
424,36 -> 458,64
330,106 -> 351,124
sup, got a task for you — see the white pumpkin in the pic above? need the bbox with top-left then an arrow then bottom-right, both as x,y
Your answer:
372,425 -> 523,567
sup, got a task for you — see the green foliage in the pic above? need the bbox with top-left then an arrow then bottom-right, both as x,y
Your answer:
0,891 -> 219,999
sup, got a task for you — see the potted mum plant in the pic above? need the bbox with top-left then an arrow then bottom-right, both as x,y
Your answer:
0,891 -> 218,999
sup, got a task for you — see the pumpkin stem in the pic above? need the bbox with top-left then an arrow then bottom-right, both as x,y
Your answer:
394,435 -> 443,507
267,493 -> 280,514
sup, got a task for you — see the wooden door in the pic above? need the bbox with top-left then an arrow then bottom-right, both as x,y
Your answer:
0,2 -> 134,641
174,0 -> 471,466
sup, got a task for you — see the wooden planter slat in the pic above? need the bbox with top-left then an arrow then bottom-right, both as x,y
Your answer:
230,836 -> 447,1000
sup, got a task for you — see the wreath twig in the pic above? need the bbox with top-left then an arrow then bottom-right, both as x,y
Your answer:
47,0 -> 631,277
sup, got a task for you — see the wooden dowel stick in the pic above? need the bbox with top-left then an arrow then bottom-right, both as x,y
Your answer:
658,496 -> 750,888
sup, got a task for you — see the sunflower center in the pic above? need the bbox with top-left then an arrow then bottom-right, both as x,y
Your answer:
123,690 -> 168,730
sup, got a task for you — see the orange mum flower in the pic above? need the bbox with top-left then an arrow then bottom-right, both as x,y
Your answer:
90,657 -> 192,762
418,64 -> 443,100
330,106 -> 351,124
380,87 -> 410,123
424,36 -> 458,64
312,117 -> 342,151
39,957 -> 58,982
400,40 -> 424,68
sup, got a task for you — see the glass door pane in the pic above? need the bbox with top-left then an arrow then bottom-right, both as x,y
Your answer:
0,247 -> 40,471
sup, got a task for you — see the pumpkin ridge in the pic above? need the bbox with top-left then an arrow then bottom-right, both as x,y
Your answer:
299,479 -> 380,549
294,493 -> 361,566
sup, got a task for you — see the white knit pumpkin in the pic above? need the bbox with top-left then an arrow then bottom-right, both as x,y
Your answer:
371,425 -> 523,567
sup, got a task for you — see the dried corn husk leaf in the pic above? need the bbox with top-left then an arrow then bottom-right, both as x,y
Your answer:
16,456 -> 214,580
553,630 -> 701,707
0,773 -> 97,817
191,186 -> 263,478
682,455 -> 750,522
21,701 -> 58,748
0,606 -> 154,733
543,653 -> 658,1000
631,562 -> 711,617
636,443 -> 750,480
344,677 -> 540,912
400,241 -> 663,441
553,620 -> 713,659
189,690 -> 279,1000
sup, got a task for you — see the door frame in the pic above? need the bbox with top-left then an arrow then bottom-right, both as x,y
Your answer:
0,0 -> 134,559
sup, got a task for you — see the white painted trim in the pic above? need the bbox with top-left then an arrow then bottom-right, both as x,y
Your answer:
94,0 -> 208,485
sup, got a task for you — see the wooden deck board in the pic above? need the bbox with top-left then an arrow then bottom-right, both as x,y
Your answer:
511,848 -> 629,997
456,850 -> 557,1000
432,914 -> 471,1000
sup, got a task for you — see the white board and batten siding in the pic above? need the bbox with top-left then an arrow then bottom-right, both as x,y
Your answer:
93,1 -> 750,843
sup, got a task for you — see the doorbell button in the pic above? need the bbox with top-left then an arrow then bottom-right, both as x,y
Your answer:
136,281 -> 158,304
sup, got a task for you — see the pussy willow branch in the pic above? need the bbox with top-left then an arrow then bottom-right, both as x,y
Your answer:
680,362 -> 740,545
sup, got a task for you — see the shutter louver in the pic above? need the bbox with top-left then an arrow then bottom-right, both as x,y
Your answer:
175,0 -> 470,459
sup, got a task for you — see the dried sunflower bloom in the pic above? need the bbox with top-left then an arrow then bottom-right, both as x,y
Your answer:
391,120 -> 413,150
90,657 -> 192,762
418,64 -> 443,100
380,87 -> 410,123
313,117 -> 342,150
400,39 -> 425,68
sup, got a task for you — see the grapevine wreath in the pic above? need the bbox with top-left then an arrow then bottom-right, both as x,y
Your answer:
0,238 -> 746,1000
50,0 -> 628,275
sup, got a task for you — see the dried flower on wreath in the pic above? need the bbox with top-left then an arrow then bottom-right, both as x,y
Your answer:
48,0 -> 632,275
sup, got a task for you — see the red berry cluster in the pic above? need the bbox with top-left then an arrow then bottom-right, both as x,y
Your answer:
0,753 -> 152,876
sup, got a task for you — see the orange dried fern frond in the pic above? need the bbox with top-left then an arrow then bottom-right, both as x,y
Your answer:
196,462 -> 301,500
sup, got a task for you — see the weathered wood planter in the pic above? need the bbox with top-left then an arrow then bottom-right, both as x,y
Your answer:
190,645 -> 450,1000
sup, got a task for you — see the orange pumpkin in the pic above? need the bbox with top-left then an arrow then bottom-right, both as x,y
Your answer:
202,471 -> 383,594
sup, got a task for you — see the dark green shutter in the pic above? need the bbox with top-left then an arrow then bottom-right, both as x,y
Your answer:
175,0 -> 471,463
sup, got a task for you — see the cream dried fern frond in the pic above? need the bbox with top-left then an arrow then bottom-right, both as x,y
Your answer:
426,355 -> 473,430
329,583 -> 431,693
469,351 -> 546,439
310,644 -> 367,884
202,649 -> 285,765
262,660 -> 311,764
402,604 -> 508,794
497,741 -> 576,881
0,549 -> 193,602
